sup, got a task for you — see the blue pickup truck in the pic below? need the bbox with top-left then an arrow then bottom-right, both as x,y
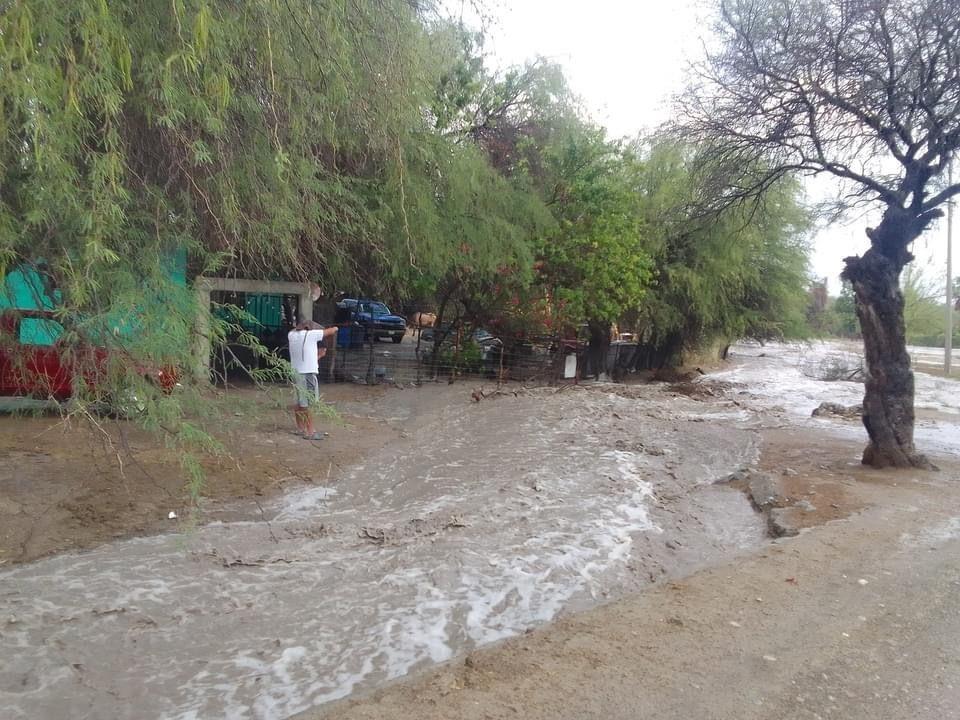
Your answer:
335,299 -> 406,345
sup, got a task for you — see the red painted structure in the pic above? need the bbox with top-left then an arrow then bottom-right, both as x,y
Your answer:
0,309 -> 177,402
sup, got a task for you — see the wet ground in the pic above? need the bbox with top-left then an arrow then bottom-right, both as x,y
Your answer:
717,342 -> 960,457
2,342 -> 958,720
309,460 -> 960,720
0,382 -> 407,564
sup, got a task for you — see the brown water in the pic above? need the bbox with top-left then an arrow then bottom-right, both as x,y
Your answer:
1,384 -> 768,720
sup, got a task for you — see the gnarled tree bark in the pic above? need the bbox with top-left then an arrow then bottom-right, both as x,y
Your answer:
842,208 -> 937,470
680,0 -> 960,471
585,320 -> 611,379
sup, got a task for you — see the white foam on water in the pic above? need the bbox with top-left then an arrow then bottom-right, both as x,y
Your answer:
276,487 -> 337,520
901,516 -> 960,547
913,371 -> 960,415
0,387 -> 758,720
720,341 -> 960,457
718,343 -> 865,418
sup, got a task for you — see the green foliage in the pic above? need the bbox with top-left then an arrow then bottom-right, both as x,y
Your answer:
0,1 -> 816,497
901,264 -> 953,346
537,127 -> 652,329
419,48 -> 656,338
829,283 -> 861,338
630,141 -> 812,361
2,1 -> 550,302
408,41 -> 581,331
434,339 -> 484,374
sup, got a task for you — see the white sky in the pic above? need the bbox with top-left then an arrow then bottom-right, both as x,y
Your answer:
482,0 -> 955,298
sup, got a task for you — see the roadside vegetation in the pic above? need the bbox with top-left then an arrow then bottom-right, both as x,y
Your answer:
809,269 -> 959,350
2,0 -> 816,493
680,0 -> 960,468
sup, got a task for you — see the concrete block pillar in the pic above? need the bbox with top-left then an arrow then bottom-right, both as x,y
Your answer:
193,277 -> 314,383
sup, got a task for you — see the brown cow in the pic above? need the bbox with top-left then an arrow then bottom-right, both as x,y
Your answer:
410,312 -> 437,329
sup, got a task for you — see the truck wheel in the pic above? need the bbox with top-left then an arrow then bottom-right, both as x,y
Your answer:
392,335 -> 402,344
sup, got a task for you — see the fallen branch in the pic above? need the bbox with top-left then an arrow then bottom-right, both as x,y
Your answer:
471,386 -> 527,402
203,548 -> 298,568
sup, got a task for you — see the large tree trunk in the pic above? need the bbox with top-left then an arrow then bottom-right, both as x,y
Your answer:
842,210 -> 935,470
586,321 -> 611,379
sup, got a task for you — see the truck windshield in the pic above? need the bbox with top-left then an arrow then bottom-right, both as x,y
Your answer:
362,302 -> 390,316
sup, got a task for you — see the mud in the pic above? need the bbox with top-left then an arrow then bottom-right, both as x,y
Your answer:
0,383 -> 408,565
2,341 -> 957,720
307,461 -> 960,720
1,381 -> 768,720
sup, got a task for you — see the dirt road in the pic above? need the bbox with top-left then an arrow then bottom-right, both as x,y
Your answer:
310,470 -> 960,720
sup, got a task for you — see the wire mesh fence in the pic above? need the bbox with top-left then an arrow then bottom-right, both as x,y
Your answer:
321,329 -> 589,387
210,313 -> 652,389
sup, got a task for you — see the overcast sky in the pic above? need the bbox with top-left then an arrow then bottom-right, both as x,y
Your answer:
480,0 -> 954,296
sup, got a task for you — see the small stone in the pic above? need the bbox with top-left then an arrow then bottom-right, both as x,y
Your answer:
747,473 -> 786,510
812,402 -> 862,419
857,578 -> 869,586
721,468 -> 750,483
729,621 -> 742,628
763,655 -> 777,662
768,508 -> 800,538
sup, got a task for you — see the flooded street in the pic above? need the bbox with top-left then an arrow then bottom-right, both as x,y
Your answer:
2,342 -> 957,720
717,343 -> 960,457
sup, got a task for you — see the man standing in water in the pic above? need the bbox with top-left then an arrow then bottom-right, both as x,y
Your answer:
288,320 -> 338,440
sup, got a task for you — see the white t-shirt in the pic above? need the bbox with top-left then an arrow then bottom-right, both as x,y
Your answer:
288,329 -> 326,374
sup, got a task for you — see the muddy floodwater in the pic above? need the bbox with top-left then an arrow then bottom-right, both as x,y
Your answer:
5,342 -> 954,720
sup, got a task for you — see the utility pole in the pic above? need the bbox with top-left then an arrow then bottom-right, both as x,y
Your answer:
947,159 -> 954,375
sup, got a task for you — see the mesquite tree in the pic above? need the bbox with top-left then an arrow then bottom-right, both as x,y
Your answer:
683,0 -> 960,468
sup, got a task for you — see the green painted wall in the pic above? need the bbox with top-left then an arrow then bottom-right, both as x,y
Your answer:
0,266 -> 62,344
1,249 -> 187,345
